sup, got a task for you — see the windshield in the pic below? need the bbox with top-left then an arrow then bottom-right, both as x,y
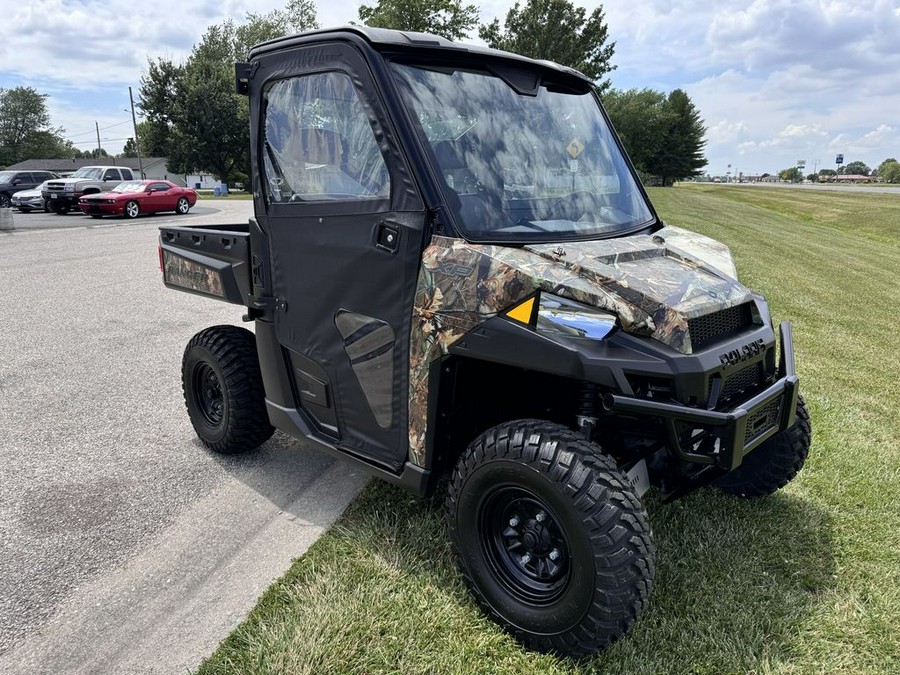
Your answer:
391,63 -> 655,242
112,181 -> 146,193
70,167 -> 103,179
0,171 -> 15,182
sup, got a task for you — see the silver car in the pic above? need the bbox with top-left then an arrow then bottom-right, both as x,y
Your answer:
11,181 -> 52,212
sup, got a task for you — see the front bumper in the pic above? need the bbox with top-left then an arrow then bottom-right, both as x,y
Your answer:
43,192 -> 80,207
13,196 -> 43,209
79,202 -> 119,215
604,321 -> 799,473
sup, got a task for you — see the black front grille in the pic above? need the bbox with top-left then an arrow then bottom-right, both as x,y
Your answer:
709,363 -> 764,407
688,303 -> 754,350
744,399 -> 781,444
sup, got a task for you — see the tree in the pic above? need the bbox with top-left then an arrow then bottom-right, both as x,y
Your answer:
0,86 -> 71,166
839,160 -> 870,176
646,89 -> 706,185
138,1 -> 319,181
137,58 -> 185,158
876,158 -> 900,183
779,167 -> 803,182
479,0 -> 616,92
602,89 -> 670,175
358,0 -> 479,40
818,168 -> 836,177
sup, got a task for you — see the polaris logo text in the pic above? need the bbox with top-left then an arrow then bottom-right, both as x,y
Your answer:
719,338 -> 766,367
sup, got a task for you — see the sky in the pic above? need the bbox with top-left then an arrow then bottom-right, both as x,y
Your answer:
1,0 -> 898,177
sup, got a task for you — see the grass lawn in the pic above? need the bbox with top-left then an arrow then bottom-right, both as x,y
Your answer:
197,185 -> 900,674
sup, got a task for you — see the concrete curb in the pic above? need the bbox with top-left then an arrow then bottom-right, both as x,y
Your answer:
0,209 -> 14,230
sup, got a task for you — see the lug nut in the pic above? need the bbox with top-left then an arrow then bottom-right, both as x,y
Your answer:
549,549 -> 560,561
535,511 -> 546,523
509,517 -> 519,527
521,553 -> 531,564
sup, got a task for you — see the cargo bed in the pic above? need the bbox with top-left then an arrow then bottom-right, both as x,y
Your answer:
159,223 -> 252,305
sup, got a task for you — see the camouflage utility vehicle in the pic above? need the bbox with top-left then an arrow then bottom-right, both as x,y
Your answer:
159,27 -> 811,656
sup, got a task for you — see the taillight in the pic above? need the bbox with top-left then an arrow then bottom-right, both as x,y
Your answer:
158,245 -> 164,273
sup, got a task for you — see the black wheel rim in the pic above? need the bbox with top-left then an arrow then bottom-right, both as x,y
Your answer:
193,363 -> 224,426
479,486 -> 571,604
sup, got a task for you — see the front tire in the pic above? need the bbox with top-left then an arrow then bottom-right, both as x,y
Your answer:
715,395 -> 811,497
52,202 -> 69,215
124,200 -> 139,219
0,194 -> 10,208
182,325 -> 274,454
447,420 -> 655,656
175,197 -> 190,215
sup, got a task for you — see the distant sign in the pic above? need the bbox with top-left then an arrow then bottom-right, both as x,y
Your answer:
797,159 -> 806,167
566,139 -> 585,159
836,154 -> 844,165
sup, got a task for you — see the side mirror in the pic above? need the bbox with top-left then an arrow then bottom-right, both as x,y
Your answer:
12,179 -> 20,185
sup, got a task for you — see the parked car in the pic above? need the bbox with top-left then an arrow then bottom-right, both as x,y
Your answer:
43,165 -> 136,214
78,180 -> 197,219
0,170 -> 58,208
11,181 -> 54,212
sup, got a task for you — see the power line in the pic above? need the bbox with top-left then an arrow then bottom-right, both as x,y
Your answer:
62,119 -> 133,142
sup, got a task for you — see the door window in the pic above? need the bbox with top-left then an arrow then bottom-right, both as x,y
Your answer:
103,169 -> 121,181
262,72 -> 390,204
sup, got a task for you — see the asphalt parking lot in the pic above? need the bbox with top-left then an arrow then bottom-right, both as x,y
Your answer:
3,201 -> 223,230
0,201 -> 368,673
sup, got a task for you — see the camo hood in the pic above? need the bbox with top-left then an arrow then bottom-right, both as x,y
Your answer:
406,225 -> 753,464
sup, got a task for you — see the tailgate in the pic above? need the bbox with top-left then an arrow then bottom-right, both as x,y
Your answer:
159,223 -> 251,305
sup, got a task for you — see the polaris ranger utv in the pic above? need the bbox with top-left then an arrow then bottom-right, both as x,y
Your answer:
159,26 -> 811,656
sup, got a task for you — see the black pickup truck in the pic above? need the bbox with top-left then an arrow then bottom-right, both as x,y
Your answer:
159,26 -> 811,656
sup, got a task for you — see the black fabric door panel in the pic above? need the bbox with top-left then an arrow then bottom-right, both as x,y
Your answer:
269,210 -> 423,468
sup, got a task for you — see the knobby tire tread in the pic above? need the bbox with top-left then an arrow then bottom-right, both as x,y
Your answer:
446,419 -> 655,656
182,325 -> 274,454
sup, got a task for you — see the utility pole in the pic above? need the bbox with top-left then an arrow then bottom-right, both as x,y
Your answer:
129,86 -> 144,179
95,122 -> 102,158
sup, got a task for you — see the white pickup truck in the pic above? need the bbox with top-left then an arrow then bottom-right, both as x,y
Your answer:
42,165 -> 136,215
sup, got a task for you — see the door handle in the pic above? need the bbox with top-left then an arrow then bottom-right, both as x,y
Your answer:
375,222 -> 400,253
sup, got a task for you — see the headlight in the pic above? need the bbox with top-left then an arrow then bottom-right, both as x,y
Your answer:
536,294 -> 618,340
65,184 -> 75,192
505,293 -> 618,340
107,199 -> 116,204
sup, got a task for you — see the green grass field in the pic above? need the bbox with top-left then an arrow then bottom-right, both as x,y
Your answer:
197,185 -> 900,675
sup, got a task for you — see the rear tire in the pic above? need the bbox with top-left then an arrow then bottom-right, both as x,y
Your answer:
447,419 -> 655,656
182,325 -> 274,454
715,395 -> 811,497
176,197 -> 190,215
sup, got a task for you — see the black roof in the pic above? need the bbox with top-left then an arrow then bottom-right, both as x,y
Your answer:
248,25 -> 591,83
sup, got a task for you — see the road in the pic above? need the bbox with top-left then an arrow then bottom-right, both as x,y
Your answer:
708,181 -> 900,195
0,201 -> 368,674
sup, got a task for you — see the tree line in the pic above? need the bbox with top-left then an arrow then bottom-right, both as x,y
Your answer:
777,158 -> 900,184
3,0 -> 707,187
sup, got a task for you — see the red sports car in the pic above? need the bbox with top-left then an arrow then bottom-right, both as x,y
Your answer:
78,180 -> 198,219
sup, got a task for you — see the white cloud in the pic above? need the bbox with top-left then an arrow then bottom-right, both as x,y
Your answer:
1,0 -> 897,171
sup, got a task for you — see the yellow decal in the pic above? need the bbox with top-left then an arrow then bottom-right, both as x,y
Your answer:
506,296 -> 536,324
566,139 -> 585,158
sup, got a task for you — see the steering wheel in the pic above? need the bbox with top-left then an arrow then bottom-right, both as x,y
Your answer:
551,190 -> 603,221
